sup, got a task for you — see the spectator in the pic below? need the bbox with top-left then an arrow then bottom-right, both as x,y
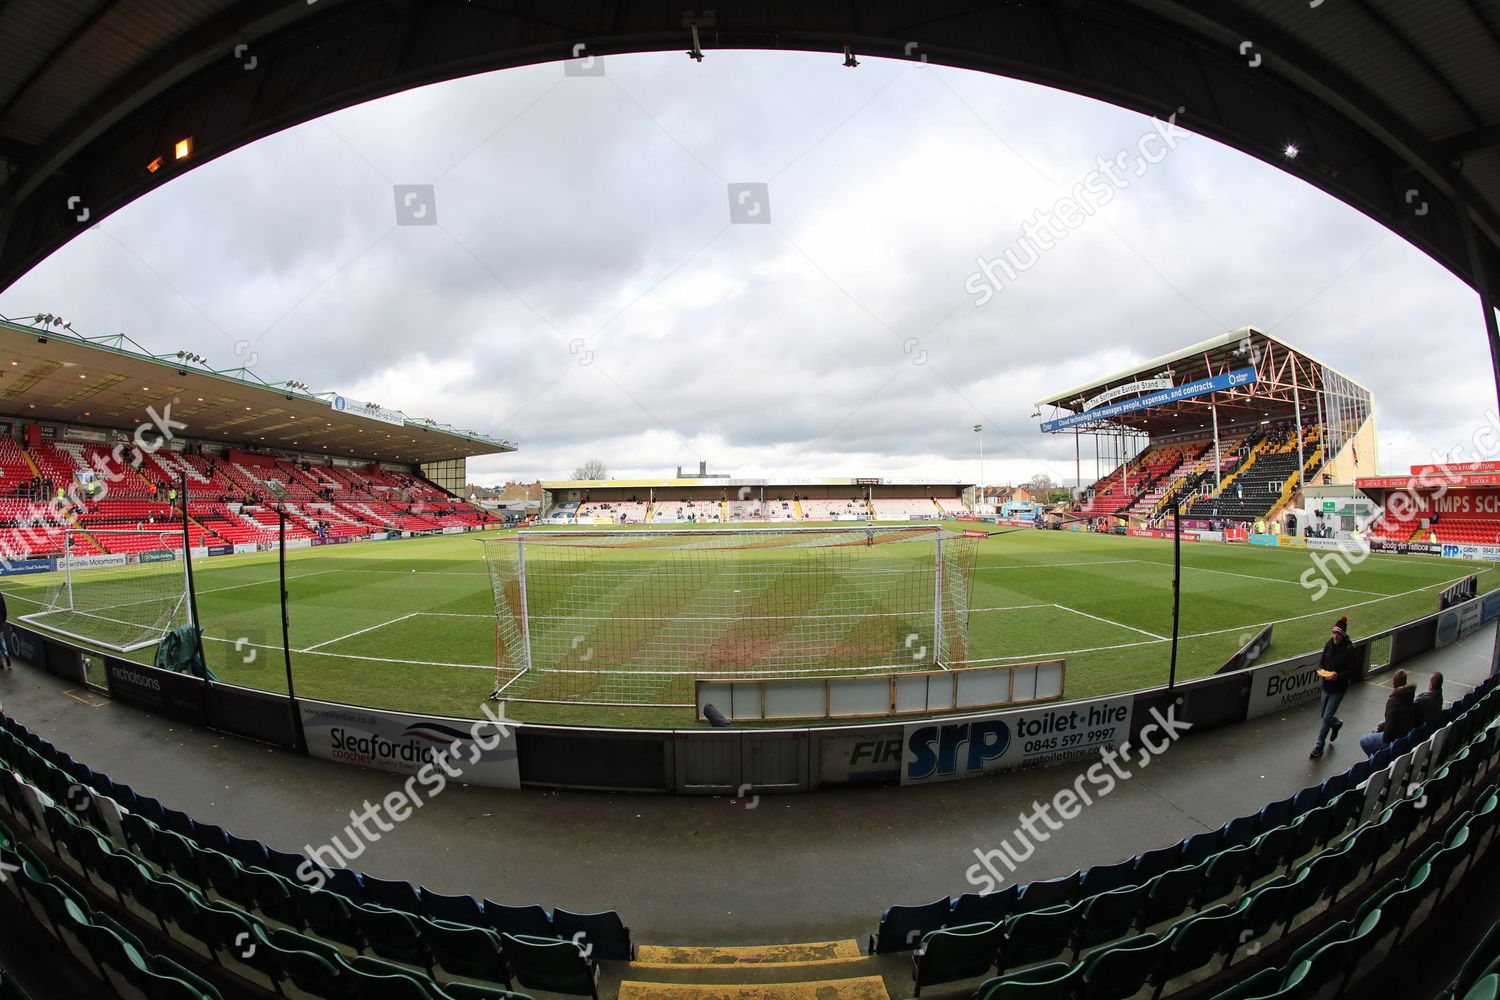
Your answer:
1359,669 -> 1416,756
1413,672 -> 1444,731
1310,616 -> 1356,760
0,590 -> 10,670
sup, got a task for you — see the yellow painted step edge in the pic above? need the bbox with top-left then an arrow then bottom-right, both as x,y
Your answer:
634,939 -> 862,967
617,975 -> 891,1000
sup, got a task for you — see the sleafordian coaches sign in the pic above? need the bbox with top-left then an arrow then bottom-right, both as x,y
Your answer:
299,702 -> 520,790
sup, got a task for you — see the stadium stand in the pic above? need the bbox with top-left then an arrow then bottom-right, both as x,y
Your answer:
799,498 -> 869,521
0,437 -> 491,557
2,669 -> 1496,999
934,497 -> 971,516
868,498 -> 942,519
1189,424 -> 1322,523
576,501 -> 653,524
655,498 -> 722,522
871,672 -> 1500,998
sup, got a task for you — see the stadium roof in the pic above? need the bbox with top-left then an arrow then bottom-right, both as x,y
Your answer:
1034,327 -> 1368,436
0,1 -> 1498,310
0,314 -> 515,463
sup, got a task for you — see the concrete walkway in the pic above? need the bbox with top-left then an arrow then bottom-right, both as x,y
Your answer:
0,625 -> 1494,946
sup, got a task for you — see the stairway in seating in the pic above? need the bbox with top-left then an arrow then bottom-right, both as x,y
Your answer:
615,940 -> 891,999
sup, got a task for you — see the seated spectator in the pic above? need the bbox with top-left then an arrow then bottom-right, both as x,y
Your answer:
1359,669 -> 1416,756
1412,672 -> 1444,731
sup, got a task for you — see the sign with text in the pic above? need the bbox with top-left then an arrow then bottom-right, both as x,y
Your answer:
1041,367 -> 1256,432
299,702 -> 519,790
901,696 -> 1134,784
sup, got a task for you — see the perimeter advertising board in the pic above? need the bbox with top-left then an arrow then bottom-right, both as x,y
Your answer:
104,657 -> 207,725
1436,596 -> 1484,648
901,696 -> 1134,784
299,701 -> 520,790
818,730 -> 905,785
1245,652 -> 1324,719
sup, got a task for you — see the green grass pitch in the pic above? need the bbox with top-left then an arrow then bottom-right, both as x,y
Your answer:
2,523 -> 1492,728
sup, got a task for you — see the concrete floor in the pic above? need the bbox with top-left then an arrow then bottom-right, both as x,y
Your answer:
1,625 -> 1494,946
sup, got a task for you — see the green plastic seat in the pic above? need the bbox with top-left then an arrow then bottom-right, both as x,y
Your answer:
27,877 -> 93,967
240,866 -> 306,931
1206,966 -> 1280,1000
1274,862 -> 1330,936
1228,873 -> 1291,961
500,933 -> 599,999
281,947 -> 347,999
149,875 -> 217,958
356,903 -> 428,966
346,954 -> 438,1000
99,849 -> 163,927
1196,844 -> 1253,907
911,920 -> 1003,996
196,848 -> 247,903
121,812 -> 171,872
1075,883 -> 1150,954
157,829 -> 208,890
1464,974 -> 1500,1000
198,900 -> 274,989
1246,825 -> 1297,884
297,880 -> 366,952
1158,902 -> 1237,985
421,916 -> 510,986
973,962 -> 1083,1000
1078,932 -> 1169,1000
1139,864 -> 1201,929
1001,902 -> 1082,972
1453,920 -> 1500,998
78,920 -> 154,997
1282,923 -> 1363,1000
149,955 -> 224,1000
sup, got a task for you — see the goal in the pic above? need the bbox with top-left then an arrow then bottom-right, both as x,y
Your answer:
481,525 -> 977,706
19,530 -> 191,653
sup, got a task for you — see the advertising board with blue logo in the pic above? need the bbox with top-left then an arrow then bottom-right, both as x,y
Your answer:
0,558 -> 55,576
1441,543 -> 1500,561
900,696 -> 1134,784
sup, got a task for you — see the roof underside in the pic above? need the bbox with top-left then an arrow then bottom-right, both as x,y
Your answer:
0,1 -> 1497,308
0,318 -> 513,463
1035,327 -> 1362,436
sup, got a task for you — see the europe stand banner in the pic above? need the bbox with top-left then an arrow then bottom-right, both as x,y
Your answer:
1041,367 -> 1257,432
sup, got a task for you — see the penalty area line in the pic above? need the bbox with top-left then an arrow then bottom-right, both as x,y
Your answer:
300,612 -> 420,651
1051,603 -> 1168,641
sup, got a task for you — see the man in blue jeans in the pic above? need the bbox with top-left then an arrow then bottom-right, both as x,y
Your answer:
1311,616 -> 1356,759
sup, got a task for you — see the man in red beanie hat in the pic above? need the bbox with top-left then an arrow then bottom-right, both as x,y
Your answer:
1311,617 -> 1356,759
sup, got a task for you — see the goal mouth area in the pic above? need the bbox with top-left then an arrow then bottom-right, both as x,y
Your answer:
20,529 -> 193,655
482,525 -> 978,708
18,608 -> 167,653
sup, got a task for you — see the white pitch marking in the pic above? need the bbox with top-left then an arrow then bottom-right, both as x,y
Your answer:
1052,603 -> 1169,641
300,612 -> 420,651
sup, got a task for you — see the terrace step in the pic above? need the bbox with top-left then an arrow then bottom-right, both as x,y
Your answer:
616,974 -> 890,999
624,940 -> 882,986
635,938 -> 863,968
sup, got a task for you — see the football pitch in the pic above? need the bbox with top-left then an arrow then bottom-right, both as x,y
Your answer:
2,524 -> 1494,728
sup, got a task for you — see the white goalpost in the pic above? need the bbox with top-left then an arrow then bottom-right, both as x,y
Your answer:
19,530 -> 191,653
482,525 -> 977,706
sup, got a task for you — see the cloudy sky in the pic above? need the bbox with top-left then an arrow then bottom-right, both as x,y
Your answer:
0,51 -> 1492,488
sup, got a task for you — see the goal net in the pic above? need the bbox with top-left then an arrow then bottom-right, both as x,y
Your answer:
482,526 -> 977,706
19,530 -> 190,653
